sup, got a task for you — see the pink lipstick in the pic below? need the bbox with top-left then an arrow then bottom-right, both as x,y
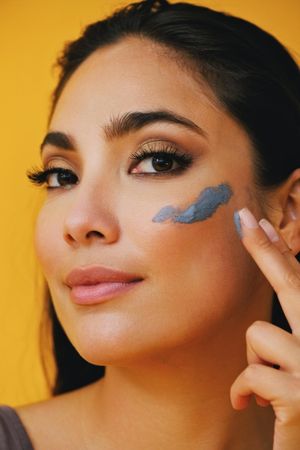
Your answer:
65,265 -> 143,305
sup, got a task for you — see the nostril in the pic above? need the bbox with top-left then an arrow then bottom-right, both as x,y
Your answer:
86,230 -> 104,239
65,233 -> 76,244
64,229 -> 106,245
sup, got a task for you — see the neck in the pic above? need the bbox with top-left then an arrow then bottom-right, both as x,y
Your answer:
81,295 -> 275,449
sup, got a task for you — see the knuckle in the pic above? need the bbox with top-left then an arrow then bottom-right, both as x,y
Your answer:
244,364 -> 260,384
277,410 -> 298,427
246,321 -> 265,341
283,270 -> 300,290
277,403 -> 300,426
256,235 -> 273,251
277,380 -> 300,425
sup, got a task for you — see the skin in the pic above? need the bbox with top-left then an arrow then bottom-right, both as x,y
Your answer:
18,37 -> 300,450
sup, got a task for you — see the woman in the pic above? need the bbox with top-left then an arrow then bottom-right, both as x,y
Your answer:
1,0 -> 300,448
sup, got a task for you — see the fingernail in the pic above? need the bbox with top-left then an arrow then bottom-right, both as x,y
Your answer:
258,218 -> 279,242
238,208 -> 259,229
233,211 -> 242,238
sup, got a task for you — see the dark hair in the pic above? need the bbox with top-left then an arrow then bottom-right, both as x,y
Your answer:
39,0 -> 300,396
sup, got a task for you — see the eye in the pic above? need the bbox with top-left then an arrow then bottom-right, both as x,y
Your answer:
130,144 -> 193,175
47,168 -> 78,189
26,166 -> 79,190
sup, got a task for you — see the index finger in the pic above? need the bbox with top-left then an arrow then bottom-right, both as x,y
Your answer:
236,207 -> 300,334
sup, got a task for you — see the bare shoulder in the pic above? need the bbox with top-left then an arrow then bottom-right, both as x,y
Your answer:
15,382 -> 97,450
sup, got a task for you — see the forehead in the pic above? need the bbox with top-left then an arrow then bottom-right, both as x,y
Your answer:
50,36 -> 221,129
46,36 -> 254,185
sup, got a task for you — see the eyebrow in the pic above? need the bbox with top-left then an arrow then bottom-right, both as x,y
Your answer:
40,109 -> 207,154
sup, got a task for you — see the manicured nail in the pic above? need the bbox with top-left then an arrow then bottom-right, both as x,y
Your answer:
233,211 -> 242,238
238,208 -> 259,229
259,218 -> 280,242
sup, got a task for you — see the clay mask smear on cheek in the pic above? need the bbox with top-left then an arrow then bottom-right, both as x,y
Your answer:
152,183 -> 233,224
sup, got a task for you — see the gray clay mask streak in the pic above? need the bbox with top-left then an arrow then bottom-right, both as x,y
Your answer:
152,183 -> 233,224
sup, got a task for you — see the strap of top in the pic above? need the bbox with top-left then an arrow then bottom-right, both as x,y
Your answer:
0,405 -> 34,450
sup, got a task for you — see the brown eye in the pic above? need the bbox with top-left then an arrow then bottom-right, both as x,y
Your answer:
46,168 -> 78,189
27,167 -> 79,190
151,153 -> 174,171
49,170 -> 78,187
130,147 -> 192,175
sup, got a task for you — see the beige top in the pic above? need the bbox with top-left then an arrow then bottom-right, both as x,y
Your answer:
0,405 -> 34,450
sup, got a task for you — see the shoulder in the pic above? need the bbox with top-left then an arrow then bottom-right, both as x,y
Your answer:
15,383 -> 94,450
0,404 -> 34,449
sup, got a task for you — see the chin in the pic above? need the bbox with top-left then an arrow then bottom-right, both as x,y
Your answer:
61,317 -> 154,367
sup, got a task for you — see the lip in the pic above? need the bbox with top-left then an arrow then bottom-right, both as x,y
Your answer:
65,265 -> 143,305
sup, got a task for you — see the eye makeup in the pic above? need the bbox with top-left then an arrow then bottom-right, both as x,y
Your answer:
26,140 -> 194,189
26,166 -> 78,189
129,140 -> 193,175
152,183 -> 233,224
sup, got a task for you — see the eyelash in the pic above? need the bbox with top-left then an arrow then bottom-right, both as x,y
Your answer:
26,143 -> 193,190
129,144 -> 193,173
27,166 -> 78,190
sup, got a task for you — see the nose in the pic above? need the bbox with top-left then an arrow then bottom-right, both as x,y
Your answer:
63,185 -> 120,247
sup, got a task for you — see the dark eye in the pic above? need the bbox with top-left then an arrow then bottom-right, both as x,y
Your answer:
130,148 -> 192,175
47,168 -> 78,189
26,167 -> 79,190
132,152 -> 180,173
46,167 -> 78,189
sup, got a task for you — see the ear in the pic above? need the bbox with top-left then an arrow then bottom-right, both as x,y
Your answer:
272,169 -> 300,255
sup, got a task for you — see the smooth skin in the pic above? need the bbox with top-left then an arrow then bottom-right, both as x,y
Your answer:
17,37 -> 300,450
231,206 -> 300,450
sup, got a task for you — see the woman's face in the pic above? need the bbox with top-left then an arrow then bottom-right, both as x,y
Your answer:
35,37 -> 272,365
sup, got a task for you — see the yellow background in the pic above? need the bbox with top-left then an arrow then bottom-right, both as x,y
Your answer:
0,0 -> 299,407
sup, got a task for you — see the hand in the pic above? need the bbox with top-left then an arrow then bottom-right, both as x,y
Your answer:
230,207 -> 300,450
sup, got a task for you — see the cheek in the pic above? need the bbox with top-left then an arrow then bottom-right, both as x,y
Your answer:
33,193 -> 266,365
126,200 -> 255,305
109,203 -> 262,359
129,196 -> 228,265
34,204 -> 63,279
